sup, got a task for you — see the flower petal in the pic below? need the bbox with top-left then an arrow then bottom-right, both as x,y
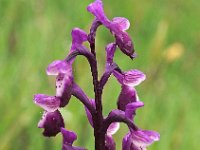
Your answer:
61,128 -> 77,145
38,110 -> 64,137
130,130 -> 160,148
87,0 -> 110,27
61,128 -> 86,150
46,60 -> 70,76
106,43 -> 117,65
71,28 -> 88,51
114,31 -> 135,59
112,17 -> 130,31
56,73 -> 73,107
34,94 -> 60,112
117,86 -> 139,111
122,133 -> 132,150
125,101 -> 144,120
123,69 -> 146,87
107,123 -> 120,136
105,135 -> 116,150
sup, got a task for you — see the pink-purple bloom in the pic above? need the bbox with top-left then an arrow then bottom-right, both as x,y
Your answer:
123,130 -> 160,150
33,0 -> 159,149
87,0 -> 135,59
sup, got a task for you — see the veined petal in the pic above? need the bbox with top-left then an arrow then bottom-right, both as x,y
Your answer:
56,73 -> 73,107
123,69 -> 146,87
125,101 -> 144,120
123,130 -> 160,150
112,17 -> 130,31
34,94 -> 60,112
71,28 -> 88,51
107,123 -> 120,136
117,86 -> 139,111
130,130 -> 160,149
38,110 -> 64,137
46,60 -> 71,76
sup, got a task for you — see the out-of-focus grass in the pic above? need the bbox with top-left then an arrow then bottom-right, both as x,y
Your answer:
0,0 -> 199,149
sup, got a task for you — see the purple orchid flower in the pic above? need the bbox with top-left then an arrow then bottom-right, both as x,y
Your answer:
34,94 -> 64,137
114,69 -> 146,110
34,0 -> 160,149
87,0 -> 135,59
122,101 -> 160,150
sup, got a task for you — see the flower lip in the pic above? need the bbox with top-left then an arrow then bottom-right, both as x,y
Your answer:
38,110 -> 64,137
117,86 -> 138,111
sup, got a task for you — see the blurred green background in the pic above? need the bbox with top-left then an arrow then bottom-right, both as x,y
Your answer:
0,0 -> 199,149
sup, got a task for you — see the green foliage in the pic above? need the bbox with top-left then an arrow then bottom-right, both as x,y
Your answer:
0,0 -> 199,149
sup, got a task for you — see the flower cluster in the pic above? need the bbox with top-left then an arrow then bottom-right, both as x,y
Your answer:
33,0 -> 160,149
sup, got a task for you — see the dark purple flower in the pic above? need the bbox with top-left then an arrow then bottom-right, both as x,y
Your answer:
38,110 -> 64,137
122,130 -> 160,150
34,94 -> 60,112
87,0 -> 135,58
47,60 -> 73,107
114,70 -> 145,111
61,128 -> 86,150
